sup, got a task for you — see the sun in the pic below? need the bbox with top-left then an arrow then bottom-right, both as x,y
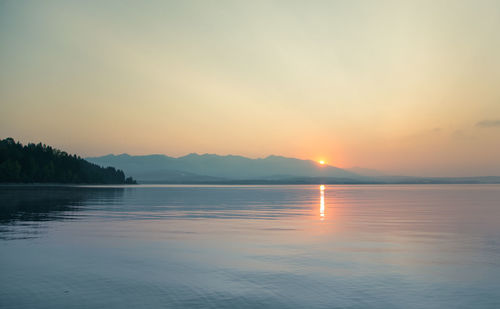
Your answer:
319,160 -> 325,165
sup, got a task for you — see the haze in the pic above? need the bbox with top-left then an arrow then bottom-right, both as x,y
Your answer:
1,0 -> 500,177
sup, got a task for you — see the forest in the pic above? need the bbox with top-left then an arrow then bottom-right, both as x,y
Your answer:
0,138 -> 136,184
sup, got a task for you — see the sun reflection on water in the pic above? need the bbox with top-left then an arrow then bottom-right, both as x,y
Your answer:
320,185 -> 325,220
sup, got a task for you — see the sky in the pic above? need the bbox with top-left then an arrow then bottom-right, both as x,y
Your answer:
1,0 -> 500,177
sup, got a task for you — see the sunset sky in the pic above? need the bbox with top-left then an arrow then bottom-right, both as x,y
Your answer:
1,0 -> 500,176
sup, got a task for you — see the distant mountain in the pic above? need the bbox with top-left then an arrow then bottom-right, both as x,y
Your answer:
0,138 -> 136,184
85,153 -> 500,184
86,153 -> 361,183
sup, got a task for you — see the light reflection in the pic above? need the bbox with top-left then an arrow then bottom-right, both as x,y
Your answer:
320,185 -> 325,220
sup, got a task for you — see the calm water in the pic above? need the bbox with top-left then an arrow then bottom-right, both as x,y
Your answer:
1,185 -> 500,308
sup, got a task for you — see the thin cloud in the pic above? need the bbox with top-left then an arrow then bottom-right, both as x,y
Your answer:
476,119 -> 500,128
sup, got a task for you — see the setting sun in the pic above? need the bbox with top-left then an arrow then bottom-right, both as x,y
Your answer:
319,160 -> 325,165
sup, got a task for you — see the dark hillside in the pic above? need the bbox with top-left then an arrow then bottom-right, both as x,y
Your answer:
0,138 -> 136,184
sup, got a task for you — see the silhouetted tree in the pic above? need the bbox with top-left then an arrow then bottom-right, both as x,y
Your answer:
0,138 -> 137,184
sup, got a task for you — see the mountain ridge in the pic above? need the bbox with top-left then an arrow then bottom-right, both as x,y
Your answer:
85,153 -> 500,184
86,153 -> 360,182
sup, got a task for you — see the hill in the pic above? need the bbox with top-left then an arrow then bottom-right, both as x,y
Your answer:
0,138 -> 136,184
86,153 -> 361,183
86,153 -> 500,184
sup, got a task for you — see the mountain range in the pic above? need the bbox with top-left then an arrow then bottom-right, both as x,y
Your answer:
86,153 -> 360,183
86,153 -> 500,184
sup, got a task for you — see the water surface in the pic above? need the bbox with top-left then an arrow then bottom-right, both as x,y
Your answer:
1,185 -> 500,308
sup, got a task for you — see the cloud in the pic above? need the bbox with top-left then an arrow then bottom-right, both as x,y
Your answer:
476,119 -> 500,128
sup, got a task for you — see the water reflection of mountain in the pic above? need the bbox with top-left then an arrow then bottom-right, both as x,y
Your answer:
0,186 -> 124,239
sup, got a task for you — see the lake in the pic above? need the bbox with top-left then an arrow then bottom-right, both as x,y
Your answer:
1,184 -> 500,308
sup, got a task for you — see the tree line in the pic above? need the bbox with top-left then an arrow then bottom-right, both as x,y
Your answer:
0,138 -> 136,184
